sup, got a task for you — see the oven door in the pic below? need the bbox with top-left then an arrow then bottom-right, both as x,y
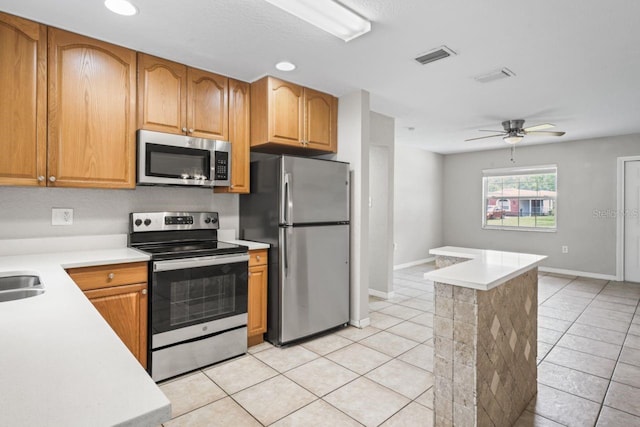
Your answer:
151,253 -> 249,349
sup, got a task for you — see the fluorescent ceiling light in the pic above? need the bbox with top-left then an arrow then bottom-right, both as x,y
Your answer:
275,61 -> 296,71
104,0 -> 138,16
264,0 -> 371,42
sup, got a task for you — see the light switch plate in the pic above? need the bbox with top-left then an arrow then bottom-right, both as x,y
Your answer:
52,208 -> 73,226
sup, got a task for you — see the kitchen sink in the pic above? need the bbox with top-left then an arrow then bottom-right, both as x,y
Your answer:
0,273 -> 45,302
0,274 -> 41,291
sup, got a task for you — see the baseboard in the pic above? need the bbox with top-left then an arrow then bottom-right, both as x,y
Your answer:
539,267 -> 617,281
368,289 -> 395,299
394,257 -> 435,270
349,317 -> 371,328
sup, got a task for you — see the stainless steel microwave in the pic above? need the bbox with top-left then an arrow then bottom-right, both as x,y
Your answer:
137,130 -> 231,187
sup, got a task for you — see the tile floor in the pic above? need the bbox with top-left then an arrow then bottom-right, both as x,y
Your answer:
158,263 -> 640,426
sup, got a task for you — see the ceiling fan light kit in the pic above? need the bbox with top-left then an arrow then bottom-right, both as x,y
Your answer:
503,134 -> 524,145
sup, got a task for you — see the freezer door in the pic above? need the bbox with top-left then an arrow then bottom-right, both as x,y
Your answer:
279,224 -> 349,343
280,157 -> 349,224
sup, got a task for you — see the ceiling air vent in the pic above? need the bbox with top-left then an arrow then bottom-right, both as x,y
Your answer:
474,68 -> 516,83
414,45 -> 457,65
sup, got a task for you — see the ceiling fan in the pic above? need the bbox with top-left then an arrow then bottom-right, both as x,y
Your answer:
465,119 -> 566,144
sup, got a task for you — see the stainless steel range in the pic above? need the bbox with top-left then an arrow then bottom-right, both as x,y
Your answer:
128,211 -> 249,382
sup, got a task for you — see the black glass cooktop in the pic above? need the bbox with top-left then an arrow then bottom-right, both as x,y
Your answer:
134,240 -> 247,260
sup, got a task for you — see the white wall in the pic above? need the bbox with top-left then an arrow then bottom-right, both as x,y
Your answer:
442,133 -> 640,276
393,145 -> 444,266
335,90 -> 370,327
0,186 -> 238,239
368,111 -> 395,296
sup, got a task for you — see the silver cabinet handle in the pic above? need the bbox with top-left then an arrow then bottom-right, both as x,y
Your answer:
141,289 -> 147,295
189,128 -> 194,133
256,255 -> 261,262
49,176 -> 56,182
37,176 -> 45,182
107,273 -> 115,280
182,127 -> 187,133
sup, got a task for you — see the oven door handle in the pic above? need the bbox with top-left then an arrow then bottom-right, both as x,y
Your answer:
153,253 -> 249,272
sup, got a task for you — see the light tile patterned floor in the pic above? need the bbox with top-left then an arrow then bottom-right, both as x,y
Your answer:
159,264 -> 640,426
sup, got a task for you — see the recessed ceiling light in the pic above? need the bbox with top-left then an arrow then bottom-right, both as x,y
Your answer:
275,61 -> 296,71
104,0 -> 138,16
264,0 -> 371,42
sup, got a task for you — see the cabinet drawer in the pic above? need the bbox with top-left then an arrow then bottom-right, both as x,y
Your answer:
67,262 -> 148,291
249,249 -> 268,267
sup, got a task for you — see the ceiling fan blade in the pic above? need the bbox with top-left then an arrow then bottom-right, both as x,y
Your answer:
465,134 -> 505,141
523,123 -> 555,132
478,129 -> 505,133
525,131 -> 566,136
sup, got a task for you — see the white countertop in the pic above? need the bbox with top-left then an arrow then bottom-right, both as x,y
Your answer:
222,239 -> 270,250
424,246 -> 547,291
0,247 -> 171,427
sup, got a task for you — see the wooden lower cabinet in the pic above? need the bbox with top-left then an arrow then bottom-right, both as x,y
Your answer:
67,262 -> 148,367
247,249 -> 268,346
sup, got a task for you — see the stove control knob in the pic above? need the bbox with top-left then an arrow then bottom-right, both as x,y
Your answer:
134,219 -> 142,227
211,217 -> 218,224
205,218 -> 211,224
144,219 -> 151,226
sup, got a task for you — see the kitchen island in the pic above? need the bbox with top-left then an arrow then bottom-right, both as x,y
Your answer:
424,246 -> 546,427
0,236 -> 171,427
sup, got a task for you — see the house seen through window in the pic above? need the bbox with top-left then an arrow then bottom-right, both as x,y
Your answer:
482,165 -> 557,231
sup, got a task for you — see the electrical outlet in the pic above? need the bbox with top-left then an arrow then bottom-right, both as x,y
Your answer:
561,245 -> 569,254
52,208 -> 73,226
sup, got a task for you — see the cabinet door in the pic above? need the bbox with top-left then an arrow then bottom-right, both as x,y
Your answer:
48,29 -> 136,188
247,264 -> 268,338
304,88 -> 338,153
138,53 -> 187,135
84,283 -> 148,368
268,77 -> 303,146
0,13 -> 46,186
187,67 -> 228,139
216,78 -> 250,194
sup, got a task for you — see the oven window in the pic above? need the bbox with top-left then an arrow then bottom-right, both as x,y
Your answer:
170,276 -> 236,326
146,143 -> 211,180
152,262 -> 248,334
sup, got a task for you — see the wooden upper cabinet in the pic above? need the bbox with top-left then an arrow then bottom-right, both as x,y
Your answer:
137,54 -> 187,135
304,88 -> 338,152
48,28 -> 136,188
138,53 -> 229,139
251,76 -> 337,154
215,78 -> 250,194
268,78 -> 304,146
187,68 -> 228,140
0,13 -> 47,187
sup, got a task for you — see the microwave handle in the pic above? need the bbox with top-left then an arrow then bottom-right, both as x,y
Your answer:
153,254 -> 249,272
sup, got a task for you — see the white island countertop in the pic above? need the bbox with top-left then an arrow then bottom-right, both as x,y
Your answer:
424,246 -> 547,291
0,247 -> 171,427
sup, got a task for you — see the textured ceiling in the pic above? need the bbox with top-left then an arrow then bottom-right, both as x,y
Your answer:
2,0 -> 639,153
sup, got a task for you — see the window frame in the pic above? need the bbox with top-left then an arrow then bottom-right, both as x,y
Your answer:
481,164 -> 558,232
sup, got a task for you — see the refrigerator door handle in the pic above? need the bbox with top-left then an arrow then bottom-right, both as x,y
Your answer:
283,173 -> 292,225
283,227 -> 289,275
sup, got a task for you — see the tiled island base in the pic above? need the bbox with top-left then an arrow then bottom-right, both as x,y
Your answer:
433,264 -> 538,426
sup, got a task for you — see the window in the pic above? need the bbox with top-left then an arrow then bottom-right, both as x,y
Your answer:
482,165 -> 557,231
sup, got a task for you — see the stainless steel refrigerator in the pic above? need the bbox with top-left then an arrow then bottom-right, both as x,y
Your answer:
240,155 -> 350,345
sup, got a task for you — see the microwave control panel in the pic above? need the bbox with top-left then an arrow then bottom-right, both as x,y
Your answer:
214,152 -> 229,180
